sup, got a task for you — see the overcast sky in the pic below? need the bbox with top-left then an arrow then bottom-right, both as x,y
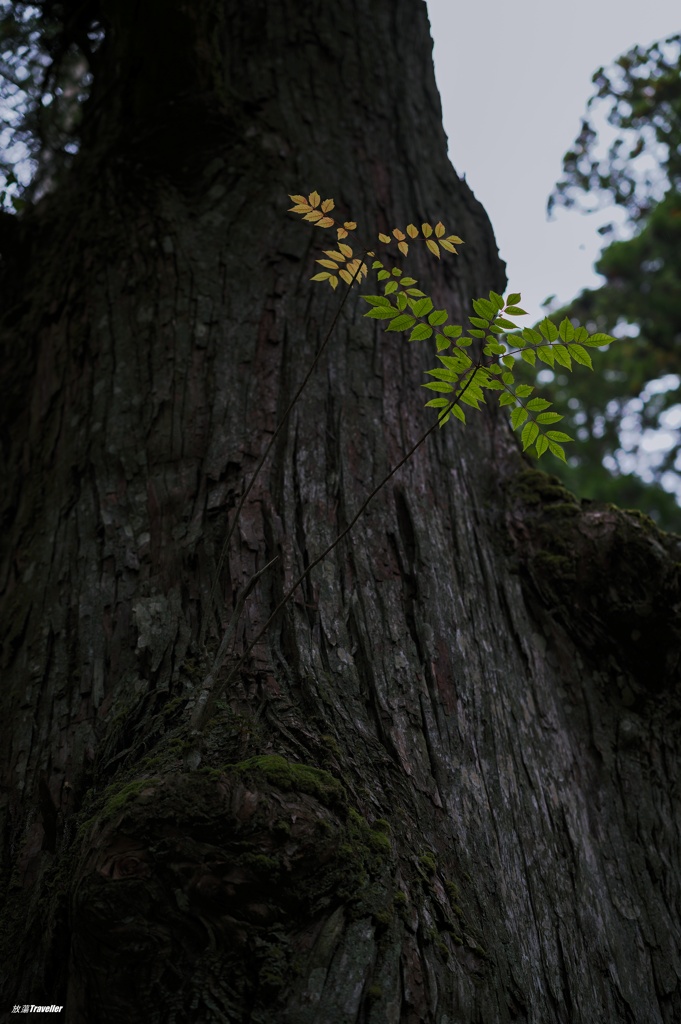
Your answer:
426,0 -> 680,324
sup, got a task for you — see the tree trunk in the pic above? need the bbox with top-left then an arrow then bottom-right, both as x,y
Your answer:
1,1 -> 680,1021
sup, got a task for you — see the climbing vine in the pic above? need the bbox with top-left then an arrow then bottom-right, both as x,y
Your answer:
192,189 -> 618,733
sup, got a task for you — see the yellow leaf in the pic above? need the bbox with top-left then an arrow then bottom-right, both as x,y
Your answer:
317,259 -> 340,269
308,190 -> 321,208
435,221 -> 445,237
321,198 -> 335,213
346,259 -> 367,283
329,276 -> 339,290
378,233 -> 391,244
398,241 -> 409,257
338,242 -> 353,257
310,272 -> 330,282
367,250 -> 375,257
439,239 -> 458,253
343,221 -> 357,231
304,210 -> 323,222
289,203 -> 312,214
447,235 -> 464,244
339,268 -> 353,285
406,223 -> 419,238
316,216 -> 335,228
392,228 -> 406,240
289,194 -> 307,204
421,222 -> 433,237
426,238 -> 440,257
337,227 -> 348,239
323,250 -> 346,262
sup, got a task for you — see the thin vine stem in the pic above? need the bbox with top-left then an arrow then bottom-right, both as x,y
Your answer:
200,249 -> 369,645
191,367 -> 479,735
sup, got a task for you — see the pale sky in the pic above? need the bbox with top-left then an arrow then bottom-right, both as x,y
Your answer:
427,0 -> 680,324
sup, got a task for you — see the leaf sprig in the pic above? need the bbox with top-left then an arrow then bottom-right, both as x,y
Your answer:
288,191 -> 463,288
289,190 -> 615,463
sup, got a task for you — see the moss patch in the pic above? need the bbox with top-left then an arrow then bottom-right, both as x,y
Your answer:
231,754 -> 346,810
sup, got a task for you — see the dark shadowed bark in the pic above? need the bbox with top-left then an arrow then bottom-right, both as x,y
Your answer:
1,1 -> 680,1021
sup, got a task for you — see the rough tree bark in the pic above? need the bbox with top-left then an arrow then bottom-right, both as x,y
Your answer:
1,1 -> 680,1022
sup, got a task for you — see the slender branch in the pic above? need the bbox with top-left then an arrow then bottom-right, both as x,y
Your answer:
191,555 -> 279,729
200,251 -> 369,645
190,367 -> 479,735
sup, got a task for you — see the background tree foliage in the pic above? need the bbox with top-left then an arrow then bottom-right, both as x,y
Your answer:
542,32 -> 681,530
0,0 -> 102,209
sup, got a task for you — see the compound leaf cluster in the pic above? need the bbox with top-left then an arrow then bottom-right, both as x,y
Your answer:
289,191 -> 615,463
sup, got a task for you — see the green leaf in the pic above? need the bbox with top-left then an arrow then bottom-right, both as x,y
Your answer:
426,368 -> 458,382
527,398 -> 551,411
493,317 -> 518,330
547,439 -> 567,462
428,309 -> 448,326
489,290 -> 505,310
536,412 -> 563,424
567,343 -> 593,369
409,324 -> 433,342
515,384 -> 533,397
458,336 -> 473,347
469,329 -> 485,338
499,392 -> 516,407
511,407 -> 528,429
522,327 -> 543,346
505,292 -> 521,305
439,352 -> 472,372
538,317 -> 559,342
443,324 -> 463,338
384,281 -> 398,295
469,316 -> 489,329
473,297 -> 497,319
558,317 -> 575,343
372,260 -> 384,269
386,314 -> 416,332
521,349 -> 536,366
423,381 -> 454,393
484,341 -> 506,356
536,346 -> 555,367
391,267 -> 402,276
377,270 -> 390,281
396,292 -> 408,310
365,306 -> 400,320
573,326 -> 588,343
405,288 -> 426,297
460,390 -> 483,409
501,372 -> 515,385
436,334 -> 450,352
400,276 -> 417,286
546,430 -> 573,442
504,306 -> 527,317
450,404 -> 466,423
553,346 -> 572,369
501,355 -> 515,370
411,297 -> 434,317
584,332 -> 614,347
535,434 -> 549,458
521,421 -> 539,450
362,295 -> 392,306
425,397 -> 451,408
